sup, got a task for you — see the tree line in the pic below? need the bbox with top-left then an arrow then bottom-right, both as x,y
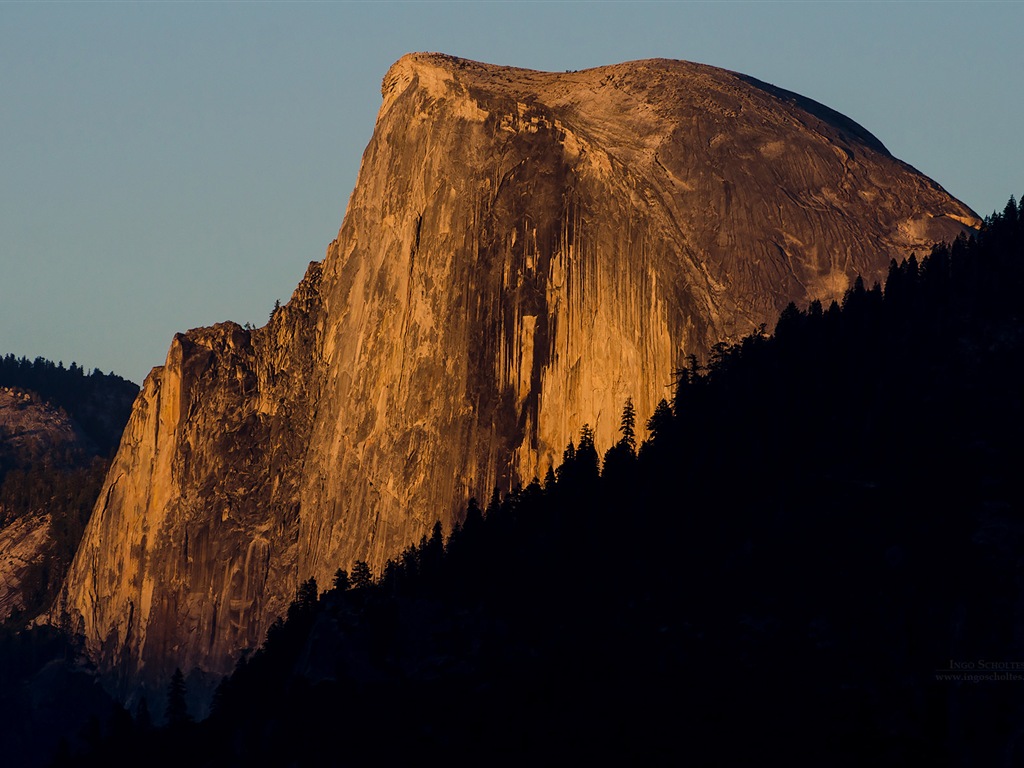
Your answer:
0,355 -> 138,456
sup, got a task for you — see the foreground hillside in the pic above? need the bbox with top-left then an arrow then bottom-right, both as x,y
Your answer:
65,198 -> 1024,766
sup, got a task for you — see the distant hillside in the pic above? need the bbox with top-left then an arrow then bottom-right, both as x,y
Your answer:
0,358 -> 138,626
0,356 -> 138,457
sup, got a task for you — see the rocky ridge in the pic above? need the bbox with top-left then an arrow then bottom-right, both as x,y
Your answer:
57,54 -> 979,681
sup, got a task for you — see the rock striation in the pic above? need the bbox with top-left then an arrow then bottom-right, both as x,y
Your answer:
57,54 -> 979,681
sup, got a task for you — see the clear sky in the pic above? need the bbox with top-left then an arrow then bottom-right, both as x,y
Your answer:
2,1 -> 1021,385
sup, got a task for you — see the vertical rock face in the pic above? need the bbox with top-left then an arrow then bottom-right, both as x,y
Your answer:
58,54 -> 978,680
57,268 -> 323,680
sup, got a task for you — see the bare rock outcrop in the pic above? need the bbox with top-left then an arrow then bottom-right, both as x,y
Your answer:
58,54 -> 979,681
55,266 -> 322,681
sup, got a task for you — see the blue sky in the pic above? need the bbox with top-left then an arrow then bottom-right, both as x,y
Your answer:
2,1 -> 1021,384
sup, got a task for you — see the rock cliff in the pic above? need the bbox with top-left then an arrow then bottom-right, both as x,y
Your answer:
57,54 -> 979,681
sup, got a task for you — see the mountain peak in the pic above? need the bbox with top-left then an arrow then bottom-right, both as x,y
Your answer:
60,54 -> 979,684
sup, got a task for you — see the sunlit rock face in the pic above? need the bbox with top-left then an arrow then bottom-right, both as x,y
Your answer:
57,53 -> 979,680
55,270 -> 323,682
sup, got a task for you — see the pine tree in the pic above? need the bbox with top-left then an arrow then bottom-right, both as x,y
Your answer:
287,577 -> 318,622
351,560 -> 373,589
333,568 -> 350,591
576,424 -> 600,479
463,497 -> 483,535
619,397 -> 637,452
603,401 -> 639,485
135,696 -> 151,731
419,521 -> 445,584
486,487 -> 502,518
1003,194 -> 1018,224
297,577 -> 318,608
556,440 -> 576,484
543,464 -> 557,490
165,667 -> 191,727
645,399 -> 674,443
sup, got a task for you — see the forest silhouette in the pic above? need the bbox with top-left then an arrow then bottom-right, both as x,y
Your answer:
11,196 -> 1024,766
